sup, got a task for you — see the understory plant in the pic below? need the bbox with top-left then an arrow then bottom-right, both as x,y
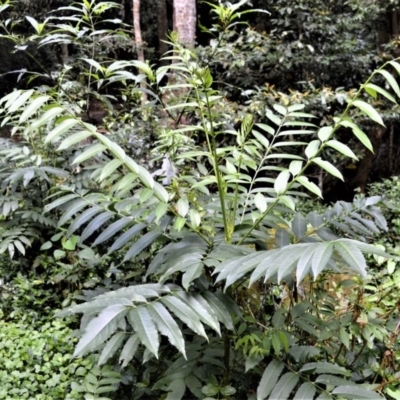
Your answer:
1,1 -> 400,400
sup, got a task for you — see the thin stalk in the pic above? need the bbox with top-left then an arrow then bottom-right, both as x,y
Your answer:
240,116 -> 286,223
192,83 -> 230,242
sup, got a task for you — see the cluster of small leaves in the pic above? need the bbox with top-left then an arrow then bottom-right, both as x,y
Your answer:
0,319 -> 95,399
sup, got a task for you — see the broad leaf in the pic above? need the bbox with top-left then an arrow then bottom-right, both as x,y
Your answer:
123,231 -> 162,261
119,334 -> 140,368
332,385 -> 383,399
293,382 -> 316,400
268,372 -> 299,400
161,295 -> 208,338
98,332 -> 126,365
257,359 -> 285,400
352,100 -> 384,126
311,242 -> 334,278
148,302 -> 186,357
128,307 -> 159,357
74,305 -> 127,357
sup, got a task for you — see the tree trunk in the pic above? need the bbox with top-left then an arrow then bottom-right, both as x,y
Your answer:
157,0 -> 169,61
391,9 -> 399,38
173,0 -> 196,48
132,0 -> 147,102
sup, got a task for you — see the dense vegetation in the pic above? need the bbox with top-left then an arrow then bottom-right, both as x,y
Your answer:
1,0 -> 400,399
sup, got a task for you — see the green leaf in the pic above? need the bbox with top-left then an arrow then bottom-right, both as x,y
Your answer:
19,96 -> 50,123
364,83 -> 396,103
46,117 -> 79,143
255,192 -> 267,213
128,307 -> 159,357
123,231 -> 161,261
293,382 -> 316,400
268,372 -> 299,400
82,57 -> 103,72
332,385 -> 383,399
119,334 -> 140,368
266,110 -> 282,125
326,140 -> 358,160
98,332 -> 125,365
273,104 -> 287,115
140,188 -> 154,203
201,291 -> 233,330
312,157 -> 343,180
81,211 -> 114,242
334,241 -> 367,276
317,126 -> 333,142
257,360 -> 285,400
155,202 -> 169,222
315,374 -> 355,387
93,217 -> 132,246
44,193 -> 80,213
74,305 -> 127,357
245,354 -> 263,372
274,170 -> 290,195
8,89 -> 34,113
339,120 -> 374,152
148,302 -> 186,357
161,296 -> 207,338
73,144 -> 107,164
58,130 -> 92,150
182,263 -> 203,290
289,160 -> 303,177
165,379 -> 186,400
352,100 -> 384,126
256,122 -> 275,135
311,242 -> 333,278
376,69 -> 400,98
175,292 -> 220,335
177,197 -> 189,217
296,244 -> 318,283
340,327 -> 350,349
108,223 -> 146,253
99,159 -> 123,181
153,183 -> 169,203
305,140 -> 320,159
40,241 -> 52,251
31,106 -> 64,130
26,16 -> 39,33
296,176 -> 322,197
189,209 -> 201,229
277,245 -> 310,282
202,384 -> 219,397
67,206 -> 102,237
386,388 -> 400,400
58,199 -> 88,227
292,213 -> 307,238
252,130 -> 270,149
138,165 -> 154,189
300,362 -> 350,376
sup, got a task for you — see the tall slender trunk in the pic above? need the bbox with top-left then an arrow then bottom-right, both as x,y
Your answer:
157,0 -> 169,62
132,0 -> 147,102
173,0 -> 196,48
391,9 -> 399,38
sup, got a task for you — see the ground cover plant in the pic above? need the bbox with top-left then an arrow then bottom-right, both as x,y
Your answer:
0,1 -> 400,399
